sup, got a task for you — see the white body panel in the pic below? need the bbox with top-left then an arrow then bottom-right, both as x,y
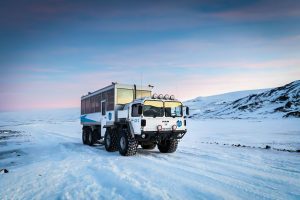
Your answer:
101,100 -> 107,134
130,117 -> 141,134
118,110 -> 128,119
101,117 -> 106,135
142,117 -> 186,132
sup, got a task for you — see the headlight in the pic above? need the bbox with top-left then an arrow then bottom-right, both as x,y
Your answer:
164,94 -> 170,99
170,95 -> 175,100
172,125 -> 177,131
158,94 -> 164,99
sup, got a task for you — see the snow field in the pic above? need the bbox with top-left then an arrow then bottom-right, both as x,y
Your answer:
0,111 -> 300,199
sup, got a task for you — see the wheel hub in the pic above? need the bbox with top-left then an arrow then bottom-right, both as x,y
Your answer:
120,136 -> 126,150
106,134 -> 111,146
89,132 -> 92,142
82,132 -> 86,143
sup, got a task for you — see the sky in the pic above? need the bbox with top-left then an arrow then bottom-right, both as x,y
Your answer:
0,0 -> 300,111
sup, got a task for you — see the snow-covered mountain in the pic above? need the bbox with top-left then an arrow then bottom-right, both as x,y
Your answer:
185,80 -> 300,119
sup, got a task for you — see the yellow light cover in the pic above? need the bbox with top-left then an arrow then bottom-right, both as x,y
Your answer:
144,100 -> 163,108
164,101 -> 182,108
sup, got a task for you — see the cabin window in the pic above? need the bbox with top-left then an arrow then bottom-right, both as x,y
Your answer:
165,101 -> 182,117
136,90 -> 151,99
81,100 -> 84,114
95,94 -> 101,112
82,99 -> 86,114
117,88 -> 134,104
132,103 -> 141,117
86,98 -> 90,113
91,96 -> 95,113
101,101 -> 106,115
143,100 -> 164,117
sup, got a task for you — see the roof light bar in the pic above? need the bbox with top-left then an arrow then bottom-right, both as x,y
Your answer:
152,93 -> 158,99
152,93 -> 175,100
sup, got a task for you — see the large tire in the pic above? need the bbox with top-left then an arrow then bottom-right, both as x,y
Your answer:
141,143 -> 156,150
82,127 -> 88,145
158,139 -> 178,153
104,129 -> 118,152
87,129 -> 96,146
118,130 -> 138,156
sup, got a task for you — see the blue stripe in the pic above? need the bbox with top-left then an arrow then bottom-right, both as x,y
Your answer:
80,115 -> 97,123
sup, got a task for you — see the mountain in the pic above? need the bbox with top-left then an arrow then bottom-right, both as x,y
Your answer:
185,80 -> 300,119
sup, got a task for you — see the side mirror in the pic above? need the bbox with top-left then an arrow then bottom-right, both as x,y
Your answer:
186,106 -> 190,116
138,105 -> 143,115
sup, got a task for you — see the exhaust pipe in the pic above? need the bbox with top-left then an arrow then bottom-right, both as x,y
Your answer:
134,84 -> 137,99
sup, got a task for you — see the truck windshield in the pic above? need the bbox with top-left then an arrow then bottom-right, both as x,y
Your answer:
164,101 -> 182,117
143,100 -> 164,117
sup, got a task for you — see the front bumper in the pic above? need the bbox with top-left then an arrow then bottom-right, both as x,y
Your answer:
135,130 -> 187,142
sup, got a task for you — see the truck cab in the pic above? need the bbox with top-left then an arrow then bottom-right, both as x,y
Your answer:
112,94 -> 189,156
125,97 -> 187,140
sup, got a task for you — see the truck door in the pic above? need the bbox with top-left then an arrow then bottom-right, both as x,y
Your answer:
101,100 -> 106,135
130,103 -> 141,135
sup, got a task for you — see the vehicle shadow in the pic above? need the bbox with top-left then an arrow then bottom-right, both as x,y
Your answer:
62,141 -> 172,158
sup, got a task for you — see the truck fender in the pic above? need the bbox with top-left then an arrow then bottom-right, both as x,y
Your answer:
126,121 -> 135,138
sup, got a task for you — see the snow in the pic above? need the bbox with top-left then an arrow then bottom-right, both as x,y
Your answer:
0,109 -> 300,199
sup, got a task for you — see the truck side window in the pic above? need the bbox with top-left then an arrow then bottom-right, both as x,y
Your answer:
101,101 -> 106,115
132,104 -> 141,117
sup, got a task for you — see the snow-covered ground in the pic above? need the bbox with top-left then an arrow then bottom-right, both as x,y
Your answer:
1,109 -> 300,199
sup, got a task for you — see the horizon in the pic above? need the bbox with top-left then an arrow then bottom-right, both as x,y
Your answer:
1,0 -> 300,111
1,79 -> 297,113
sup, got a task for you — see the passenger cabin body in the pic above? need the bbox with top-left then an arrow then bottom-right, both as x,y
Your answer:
80,83 -> 153,134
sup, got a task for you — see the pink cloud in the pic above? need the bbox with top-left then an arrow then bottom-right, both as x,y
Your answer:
176,68 -> 300,100
0,70 -> 145,111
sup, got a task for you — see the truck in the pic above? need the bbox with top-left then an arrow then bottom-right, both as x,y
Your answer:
80,82 -> 189,156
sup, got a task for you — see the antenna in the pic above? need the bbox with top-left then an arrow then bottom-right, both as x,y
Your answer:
176,83 -> 180,100
140,71 -> 143,98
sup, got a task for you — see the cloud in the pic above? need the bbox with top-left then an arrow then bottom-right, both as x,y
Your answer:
88,35 -> 300,71
2,0 -> 299,32
21,66 -> 66,73
213,0 -> 300,21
